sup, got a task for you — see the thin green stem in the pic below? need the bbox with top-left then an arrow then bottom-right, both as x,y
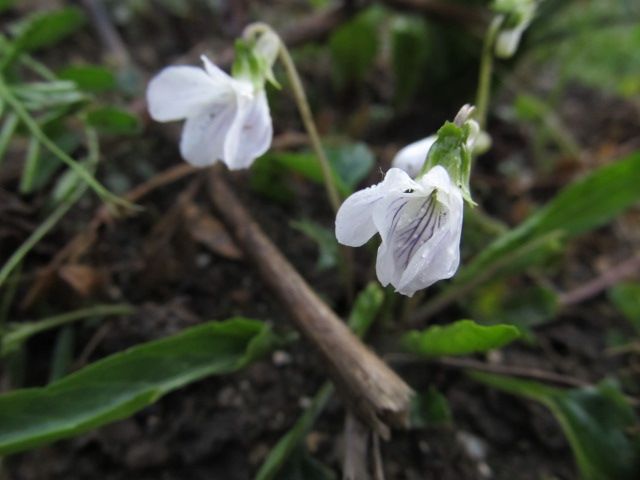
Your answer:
276,46 -> 342,213
475,15 -> 504,130
1,304 -> 134,356
0,180 -> 84,289
19,135 -> 41,193
0,75 -> 134,212
0,262 -> 22,348
0,112 -> 19,167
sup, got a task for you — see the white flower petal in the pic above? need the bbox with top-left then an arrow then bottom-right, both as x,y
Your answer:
255,30 -> 280,67
495,22 -> 529,59
419,165 -> 453,194
200,55 -> 234,84
224,91 -> 273,170
336,168 -> 416,247
179,103 -> 237,167
147,66 -> 228,122
336,184 -> 385,247
391,135 -> 437,178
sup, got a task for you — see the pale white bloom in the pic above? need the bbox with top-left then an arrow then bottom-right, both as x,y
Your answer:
391,135 -> 437,178
495,21 -> 531,58
146,55 -> 272,169
336,166 -> 463,296
493,0 -> 537,59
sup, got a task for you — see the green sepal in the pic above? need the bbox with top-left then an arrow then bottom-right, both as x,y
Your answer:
232,39 -> 280,90
421,121 -> 475,205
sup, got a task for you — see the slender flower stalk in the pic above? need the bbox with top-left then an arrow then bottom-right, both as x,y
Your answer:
475,15 -> 504,130
244,23 -> 342,214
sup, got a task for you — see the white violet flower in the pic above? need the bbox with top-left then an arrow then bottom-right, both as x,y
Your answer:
335,166 -> 463,296
147,55 -> 272,169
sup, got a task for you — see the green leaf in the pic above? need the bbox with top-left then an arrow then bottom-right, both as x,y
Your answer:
329,7 -> 381,87
19,135 -> 41,194
0,113 -> 19,167
403,319 -> 521,357
409,387 -> 452,428
11,7 -> 85,53
0,0 -> 15,13
608,282 -> 640,332
0,317 -> 280,455
256,142 -> 375,197
2,304 -> 133,357
468,282 -> 559,329
12,81 -> 86,110
470,373 -> 640,480
391,15 -> 429,108
327,142 -> 375,194
291,219 -> 338,271
86,106 -> 140,135
458,152 -> 640,285
347,282 -> 384,337
58,65 -> 116,93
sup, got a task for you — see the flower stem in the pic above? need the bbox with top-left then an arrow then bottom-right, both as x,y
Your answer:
276,46 -> 342,213
475,15 -> 504,130
244,22 -> 342,213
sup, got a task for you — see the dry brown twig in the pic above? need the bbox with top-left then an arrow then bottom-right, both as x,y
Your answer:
208,166 -> 413,439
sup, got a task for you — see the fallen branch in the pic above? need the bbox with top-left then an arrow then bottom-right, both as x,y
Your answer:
208,167 -> 413,439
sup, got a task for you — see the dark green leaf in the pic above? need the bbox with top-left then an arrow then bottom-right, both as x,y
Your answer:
329,7 -> 381,86
0,317 -> 280,455
0,0 -> 15,13
291,219 -> 338,271
391,15 -> 429,107
468,282 -> 559,328
249,155 -> 294,203
0,113 -> 19,167
48,326 -> 74,382
470,373 -> 640,480
403,319 -> 521,357
268,143 -> 374,196
608,282 -> 640,332
327,142 -> 375,193
58,65 -> 116,93
347,282 -> 384,336
86,106 -> 140,135
12,7 -> 85,53
458,152 -> 640,285
409,387 -> 452,428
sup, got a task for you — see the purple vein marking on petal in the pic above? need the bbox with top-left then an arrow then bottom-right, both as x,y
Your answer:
388,197 -> 409,236
395,194 -> 441,269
